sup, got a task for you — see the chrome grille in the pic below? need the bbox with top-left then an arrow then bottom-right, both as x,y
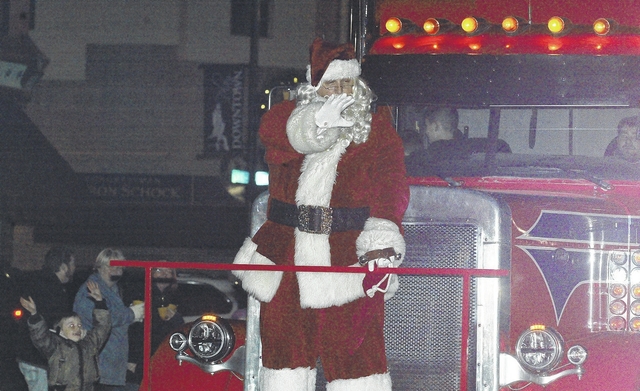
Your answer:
384,222 -> 479,390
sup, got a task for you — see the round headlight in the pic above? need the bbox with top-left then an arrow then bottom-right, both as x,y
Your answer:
188,317 -> 235,362
567,345 -> 587,365
169,332 -> 188,352
515,326 -> 564,373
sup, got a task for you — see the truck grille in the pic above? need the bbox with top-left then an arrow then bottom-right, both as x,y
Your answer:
384,222 -> 479,390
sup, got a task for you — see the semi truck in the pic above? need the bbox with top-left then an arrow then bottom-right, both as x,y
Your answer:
147,1 -> 640,390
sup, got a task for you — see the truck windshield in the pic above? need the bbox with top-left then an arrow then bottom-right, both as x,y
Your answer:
400,106 -> 640,181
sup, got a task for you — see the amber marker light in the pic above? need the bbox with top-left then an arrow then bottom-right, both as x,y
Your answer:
423,18 -> 440,35
548,16 -> 566,34
201,314 -> 218,321
13,308 -> 23,320
502,16 -> 519,33
461,17 -> 479,33
385,17 -> 402,34
631,317 -> 640,331
529,324 -> 546,331
593,18 -> 611,35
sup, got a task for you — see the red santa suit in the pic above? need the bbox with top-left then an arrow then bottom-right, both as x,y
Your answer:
233,39 -> 409,391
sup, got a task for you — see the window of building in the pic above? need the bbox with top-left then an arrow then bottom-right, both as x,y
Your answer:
231,0 -> 271,38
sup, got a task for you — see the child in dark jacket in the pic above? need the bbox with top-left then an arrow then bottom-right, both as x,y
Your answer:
20,280 -> 111,391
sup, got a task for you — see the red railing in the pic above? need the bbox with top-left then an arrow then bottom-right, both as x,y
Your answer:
112,260 -> 508,391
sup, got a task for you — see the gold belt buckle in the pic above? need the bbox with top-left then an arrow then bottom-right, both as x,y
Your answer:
298,205 -> 333,234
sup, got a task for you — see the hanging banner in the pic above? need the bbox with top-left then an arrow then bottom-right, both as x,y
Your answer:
200,64 -> 249,158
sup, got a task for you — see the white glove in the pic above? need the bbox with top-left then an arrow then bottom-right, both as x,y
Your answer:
315,93 -> 355,129
130,303 -> 144,322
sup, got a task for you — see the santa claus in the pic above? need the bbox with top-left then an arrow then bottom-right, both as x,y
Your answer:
233,38 -> 409,391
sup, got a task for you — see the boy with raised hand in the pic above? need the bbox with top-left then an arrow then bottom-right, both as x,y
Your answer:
21,281 -> 111,391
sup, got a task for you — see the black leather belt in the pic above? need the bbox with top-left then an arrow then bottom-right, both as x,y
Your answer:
268,198 -> 369,234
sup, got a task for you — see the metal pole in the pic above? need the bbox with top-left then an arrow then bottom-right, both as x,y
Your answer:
245,0 -> 261,205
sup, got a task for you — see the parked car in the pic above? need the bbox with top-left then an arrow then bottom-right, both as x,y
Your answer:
171,269 -> 247,321
119,268 -> 247,321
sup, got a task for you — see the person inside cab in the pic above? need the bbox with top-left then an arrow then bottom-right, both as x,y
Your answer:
406,107 -> 468,168
406,106 -> 511,172
423,107 -> 465,145
604,116 -> 640,163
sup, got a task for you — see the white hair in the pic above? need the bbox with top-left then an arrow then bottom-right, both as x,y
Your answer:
295,77 -> 374,145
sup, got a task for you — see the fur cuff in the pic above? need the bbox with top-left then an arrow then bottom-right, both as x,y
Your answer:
287,102 -> 339,154
233,238 -> 283,303
326,372 -> 392,391
356,218 -> 406,265
260,367 -> 317,391
356,218 -> 405,301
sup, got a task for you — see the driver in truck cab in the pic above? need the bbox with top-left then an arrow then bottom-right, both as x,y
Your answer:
232,38 -> 409,391
605,115 -> 640,163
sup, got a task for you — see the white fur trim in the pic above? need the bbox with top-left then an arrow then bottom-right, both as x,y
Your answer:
326,372 -> 392,391
294,138 -> 365,307
296,140 -> 345,206
295,229 -> 365,308
287,102 -> 340,154
260,367 -> 317,391
355,218 -> 406,264
321,59 -> 361,84
232,238 -> 283,303
356,218 -> 406,301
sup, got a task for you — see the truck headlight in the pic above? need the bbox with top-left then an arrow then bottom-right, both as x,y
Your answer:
166,314 -> 246,377
187,315 -> 235,362
515,325 -> 563,373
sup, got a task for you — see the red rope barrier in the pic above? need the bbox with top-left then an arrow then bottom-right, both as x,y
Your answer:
111,260 -> 509,277
115,259 -> 508,391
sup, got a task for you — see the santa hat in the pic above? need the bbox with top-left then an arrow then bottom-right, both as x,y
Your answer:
306,38 -> 361,87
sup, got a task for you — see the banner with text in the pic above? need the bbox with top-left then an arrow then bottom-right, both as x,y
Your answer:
200,64 -> 249,158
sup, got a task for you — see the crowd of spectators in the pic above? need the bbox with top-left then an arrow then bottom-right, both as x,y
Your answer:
11,247 -> 184,391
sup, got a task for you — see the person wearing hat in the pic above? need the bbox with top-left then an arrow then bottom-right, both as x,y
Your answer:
233,38 -> 409,390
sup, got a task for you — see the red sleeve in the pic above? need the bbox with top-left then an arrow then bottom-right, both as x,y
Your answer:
367,106 -> 410,229
259,100 -> 301,165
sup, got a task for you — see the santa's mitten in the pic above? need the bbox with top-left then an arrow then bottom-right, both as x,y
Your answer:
356,218 -> 405,300
360,249 -> 399,298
